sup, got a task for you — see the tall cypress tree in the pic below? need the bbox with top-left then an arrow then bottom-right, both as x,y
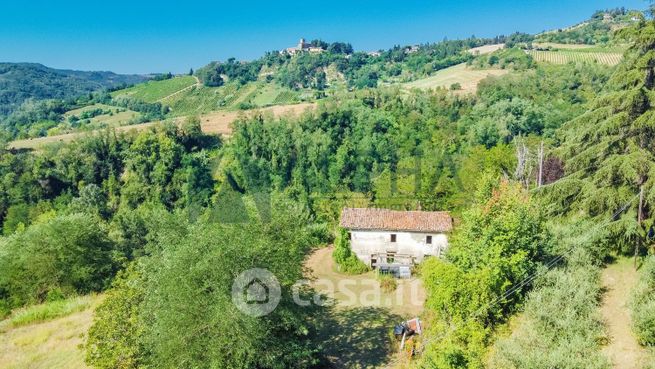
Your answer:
543,10 -> 655,251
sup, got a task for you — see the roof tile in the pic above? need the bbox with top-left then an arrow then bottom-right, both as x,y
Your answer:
340,208 -> 453,233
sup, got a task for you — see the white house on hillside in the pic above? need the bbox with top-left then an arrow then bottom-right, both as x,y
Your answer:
339,208 -> 453,270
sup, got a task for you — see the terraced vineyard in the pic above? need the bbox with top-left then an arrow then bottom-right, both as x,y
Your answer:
111,77 -> 304,117
272,90 -> 298,105
112,76 -> 197,102
526,50 -> 623,65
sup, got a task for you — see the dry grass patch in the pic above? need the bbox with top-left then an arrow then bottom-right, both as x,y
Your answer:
0,295 -> 102,369
403,63 -> 509,94
468,44 -> 505,55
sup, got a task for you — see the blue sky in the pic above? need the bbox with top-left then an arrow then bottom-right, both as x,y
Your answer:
0,0 -> 647,74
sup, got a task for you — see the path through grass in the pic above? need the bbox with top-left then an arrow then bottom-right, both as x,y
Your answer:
601,258 -> 649,369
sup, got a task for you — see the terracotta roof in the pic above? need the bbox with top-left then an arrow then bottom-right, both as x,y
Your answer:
340,208 -> 453,233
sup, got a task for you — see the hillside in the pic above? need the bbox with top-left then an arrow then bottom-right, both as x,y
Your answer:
4,8 -> 655,369
535,8 -> 641,44
0,63 -> 147,117
112,77 -> 303,116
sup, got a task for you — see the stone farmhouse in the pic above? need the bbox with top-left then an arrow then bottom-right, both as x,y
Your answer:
339,208 -> 453,271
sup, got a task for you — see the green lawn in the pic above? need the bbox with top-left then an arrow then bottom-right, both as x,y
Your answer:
112,75 -> 197,103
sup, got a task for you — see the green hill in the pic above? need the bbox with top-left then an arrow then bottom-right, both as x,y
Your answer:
112,77 -> 303,116
535,8 -> 642,45
0,63 -> 146,117
111,75 -> 197,102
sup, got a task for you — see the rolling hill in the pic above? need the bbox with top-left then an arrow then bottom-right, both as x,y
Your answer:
0,63 -> 147,117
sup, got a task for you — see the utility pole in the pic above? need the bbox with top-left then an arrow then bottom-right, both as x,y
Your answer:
537,141 -> 544,188
635,184 -> 644,269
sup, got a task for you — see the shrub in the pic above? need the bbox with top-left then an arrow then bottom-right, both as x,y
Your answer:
490,263 -> 610,369
86,199 -> 322,369
333,228 -> 369,274
631,256 -> 655,346
0,213 -> 117,309
420,180 -> 547,368
86,266 -> 146,369
378,273 -> 398,293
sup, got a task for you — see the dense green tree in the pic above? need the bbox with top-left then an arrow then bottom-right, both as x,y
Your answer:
0,213 -> 117,309
86,197 -> 323,369
421,179 -> 547,368
542,14 -> 655,252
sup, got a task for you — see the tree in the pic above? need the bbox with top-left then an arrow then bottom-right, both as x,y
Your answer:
87,198 -> 322,369
421,179 -> 547,368
542,15 -> 655,253
86,265 -> 146,369
0,213 -> 117,308
333,228 -> 369,274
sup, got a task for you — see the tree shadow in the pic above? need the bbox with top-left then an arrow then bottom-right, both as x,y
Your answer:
312,304 -> 403,369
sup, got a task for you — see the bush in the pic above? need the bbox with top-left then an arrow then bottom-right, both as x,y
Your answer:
378,273 -> 398,293
420,180 -> 547,368
491,263 -> 610,369
0,213 -> 117,310
631,256 -> 655,346
86,199 -> 322,369
333,228 -> 369,274
86,266 -> 146,369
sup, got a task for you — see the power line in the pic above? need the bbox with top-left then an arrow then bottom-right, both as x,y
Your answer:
387,193 -> 639,367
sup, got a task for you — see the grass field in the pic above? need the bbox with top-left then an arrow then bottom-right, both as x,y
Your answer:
251,84 -> 299,107
403,63 -> 509,94
526,50 -> 623,65
0,295 -> 102,369
109,74 -> 305,117
62,103 -> 140,130
112,75 -> 197,102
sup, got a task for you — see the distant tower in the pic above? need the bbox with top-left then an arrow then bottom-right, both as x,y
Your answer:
298,38 -> 307,50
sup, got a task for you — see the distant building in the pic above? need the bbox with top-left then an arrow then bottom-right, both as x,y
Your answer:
405,45 -> 420,54
367,51 -> 382,57
339,208 -> 453,270
282,38 -> 325,55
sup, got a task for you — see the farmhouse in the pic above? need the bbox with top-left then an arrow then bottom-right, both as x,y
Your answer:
340,208 -> 453,270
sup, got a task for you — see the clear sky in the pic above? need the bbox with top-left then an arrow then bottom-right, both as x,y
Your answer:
0,0 -> 647,74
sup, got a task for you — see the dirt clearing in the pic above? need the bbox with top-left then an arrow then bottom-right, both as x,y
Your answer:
0,296 -> 102,369
306,247 -> 425,369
